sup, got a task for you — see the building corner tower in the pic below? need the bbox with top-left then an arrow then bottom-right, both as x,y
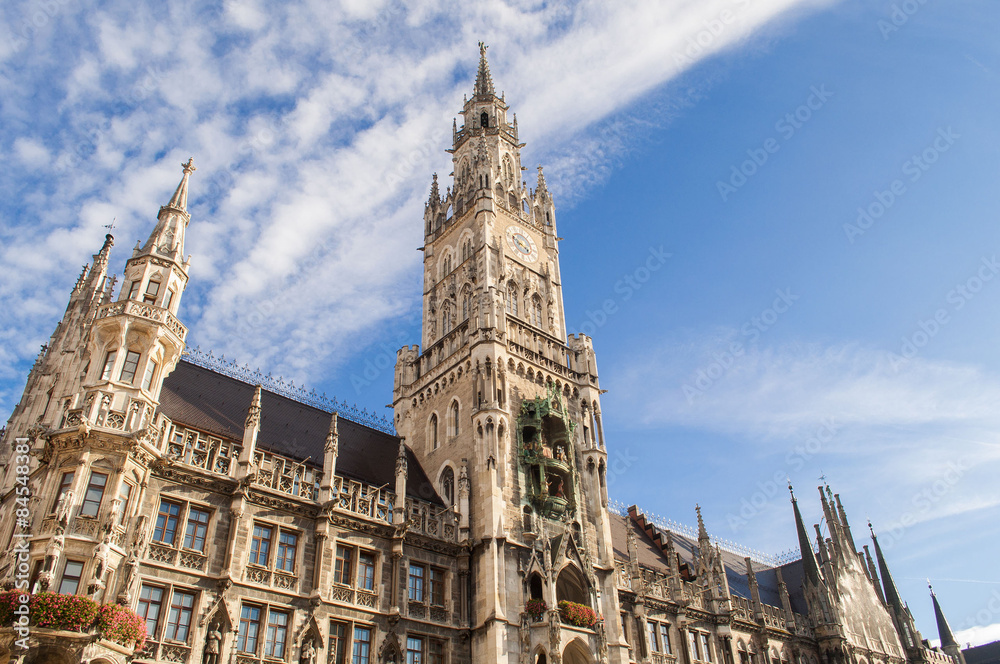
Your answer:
0,159 -> 195,613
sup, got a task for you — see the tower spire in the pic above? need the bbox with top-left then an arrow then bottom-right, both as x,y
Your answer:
869,522 -> 904,613
930,583 -> 959,649
475,41 -> 495,98
790,483 -> 822,586
696,504 -> 709,541
138,158 -> 196,260
166,157 -> 196,212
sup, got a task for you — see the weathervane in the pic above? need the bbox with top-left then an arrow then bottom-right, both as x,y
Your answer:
103,217 -> 116,232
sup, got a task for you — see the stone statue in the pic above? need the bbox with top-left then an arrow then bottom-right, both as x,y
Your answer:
130,515 -> 150,558
300,639 -> 316,664
55,489 -> 74,530
204,623 -> 222,664
42,534 -> 64,573
93,533 -> 111,581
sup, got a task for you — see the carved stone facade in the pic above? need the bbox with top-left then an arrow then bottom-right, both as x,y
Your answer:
0,46 -> 960,664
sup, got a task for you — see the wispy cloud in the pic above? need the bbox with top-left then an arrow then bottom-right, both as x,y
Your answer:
611,332 -> 1000,531
0,0 -> 837,413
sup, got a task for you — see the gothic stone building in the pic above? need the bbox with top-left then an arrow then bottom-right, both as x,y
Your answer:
0,46 -> 962,664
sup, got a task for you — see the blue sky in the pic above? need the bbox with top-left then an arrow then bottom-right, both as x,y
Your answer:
2,0 -> 999,647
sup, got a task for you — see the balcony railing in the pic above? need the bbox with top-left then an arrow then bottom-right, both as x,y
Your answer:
96,299 -> 188,341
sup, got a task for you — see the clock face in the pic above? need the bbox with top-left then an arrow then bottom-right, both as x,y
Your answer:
505,225 -> 538,263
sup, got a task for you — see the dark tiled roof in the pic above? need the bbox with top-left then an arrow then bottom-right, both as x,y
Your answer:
610,513 -> 808,616
964,641 -> 1000,664
159,360 -> 442,504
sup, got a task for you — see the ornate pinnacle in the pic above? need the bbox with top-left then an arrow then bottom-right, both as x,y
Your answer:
428,173 -> 440,206
475,42 -> 495,97
166,157 -> 196,212
245,385 -> 262,429
536,165 -> 548,195
395,439 -> 408,476
325,412 -> 339,454
694,504 -> 708,539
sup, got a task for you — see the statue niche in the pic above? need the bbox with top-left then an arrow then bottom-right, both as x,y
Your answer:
517,387 -> 576,519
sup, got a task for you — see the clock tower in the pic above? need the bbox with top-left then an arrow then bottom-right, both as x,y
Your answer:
393,45 -> 627,664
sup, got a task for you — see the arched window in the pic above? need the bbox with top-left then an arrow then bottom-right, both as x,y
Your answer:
441,302 -> 453,334
481,111 -> 489,128
528,572 -> 543,600
442,254 -> 452,276
530,295 -> 542,327
462,239 -> 473,261
737,642 -> 749,664
450,400 -> 460,436
430,414 -> 439,450
502,156 -> 514,187
461,286 -> 472,321
440,466 -> 455,506
555,565 -> 589,606
506,282 -> 518,316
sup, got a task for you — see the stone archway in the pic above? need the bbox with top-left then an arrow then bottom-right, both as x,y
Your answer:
563,639 -> 593,664
556,564 -> 589,606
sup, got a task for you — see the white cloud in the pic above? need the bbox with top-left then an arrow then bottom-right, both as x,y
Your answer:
0,0 -> 838,414
609,332 -> 1000,534
13,137 -> 50,169
954,621 -> 1000,648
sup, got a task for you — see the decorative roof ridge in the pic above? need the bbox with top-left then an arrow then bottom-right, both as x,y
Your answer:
608,500 -> 801,568
182,346 -> 396,436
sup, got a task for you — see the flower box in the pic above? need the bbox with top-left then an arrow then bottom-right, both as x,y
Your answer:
557,600 -> 598,628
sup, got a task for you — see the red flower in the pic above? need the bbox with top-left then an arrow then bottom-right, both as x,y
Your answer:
0,591 -> 145,650
557,600 -> 598,628
526,598 -> 548,618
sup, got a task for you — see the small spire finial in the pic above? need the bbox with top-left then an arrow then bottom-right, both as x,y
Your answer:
166,157 -> 196,212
